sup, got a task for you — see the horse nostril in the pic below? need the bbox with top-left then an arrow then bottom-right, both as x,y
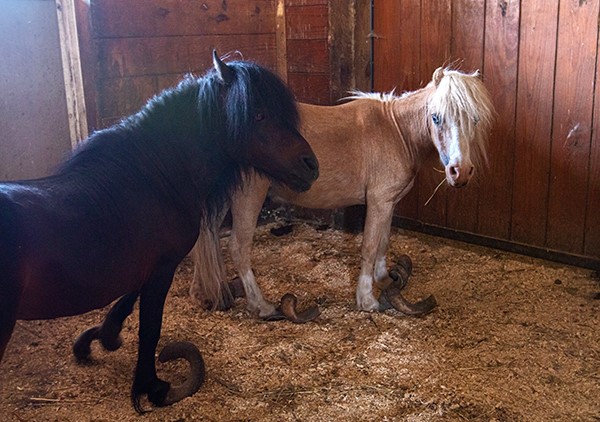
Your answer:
450,166 -> 459,178
303,156 -> 318,172
468,166 -> 474,176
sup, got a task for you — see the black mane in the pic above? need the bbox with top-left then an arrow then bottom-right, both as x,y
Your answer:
54,60 -> 299,224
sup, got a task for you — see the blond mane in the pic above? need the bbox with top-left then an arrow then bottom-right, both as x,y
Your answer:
427,68 -> 495,171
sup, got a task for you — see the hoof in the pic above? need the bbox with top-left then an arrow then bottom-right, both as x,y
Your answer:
384,287 -> 437,316
389,254 -> 413,290
73,326 -> 101,361
131,341 -> 205,414
158,342 -> 205,406
262,293 -> 320,323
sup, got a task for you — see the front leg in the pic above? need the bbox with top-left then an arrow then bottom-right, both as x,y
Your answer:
356,198 -> 395,311
229,174 -> 276,318
131,265 -> 176,413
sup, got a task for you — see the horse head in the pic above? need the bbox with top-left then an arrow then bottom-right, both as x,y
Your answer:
213,51 -> 319,192
426,67 -> 494,188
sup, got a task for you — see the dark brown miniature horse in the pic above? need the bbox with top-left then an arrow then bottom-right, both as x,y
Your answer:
0,51 -> 318,412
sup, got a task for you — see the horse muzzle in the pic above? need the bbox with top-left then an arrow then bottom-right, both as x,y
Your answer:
287,154 -> 319,192
446,163 -> 474,188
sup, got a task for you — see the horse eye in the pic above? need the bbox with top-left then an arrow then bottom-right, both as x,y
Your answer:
431,113 -> 441,126
255,113 -> 265,122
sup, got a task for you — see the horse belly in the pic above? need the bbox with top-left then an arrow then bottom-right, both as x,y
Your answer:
271,179 -> 365,209
16,259 -> 142,320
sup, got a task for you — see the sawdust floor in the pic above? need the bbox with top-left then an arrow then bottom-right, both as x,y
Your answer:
1,222 -> 599,421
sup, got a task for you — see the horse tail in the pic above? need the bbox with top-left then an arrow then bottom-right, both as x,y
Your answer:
189,211 -> 233,311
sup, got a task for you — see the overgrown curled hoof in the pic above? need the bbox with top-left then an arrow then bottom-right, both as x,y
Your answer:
380,254 -> 437,316
157,341 -> 206,406
262,293 -> 320,323
73,326 -> 101,361
389,254 -> 413,290
384,286 -> 437,316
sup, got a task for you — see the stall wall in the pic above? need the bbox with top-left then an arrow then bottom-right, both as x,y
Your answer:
0,0 -> 71,180
373,0 -> 600,263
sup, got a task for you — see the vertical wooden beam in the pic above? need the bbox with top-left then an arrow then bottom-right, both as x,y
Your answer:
511,0 -> 558,247
373,0 -> 422,220
586,12 -> 600,257
276,0 -> 288,82
446,0 -> 485,233
353,0 -> 372,92
55,0 -> 88,147
546,0 -> 599,254
478,0 -> 520,239
417,0 -> 452,227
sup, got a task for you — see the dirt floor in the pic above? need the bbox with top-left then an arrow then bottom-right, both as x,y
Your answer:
1,222 -> 599,421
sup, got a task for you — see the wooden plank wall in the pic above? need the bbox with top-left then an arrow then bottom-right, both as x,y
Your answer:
373,0 -> 600,262
85,0 -> 333,131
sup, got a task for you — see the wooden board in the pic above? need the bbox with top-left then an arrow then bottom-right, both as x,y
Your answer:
373,0 -> 422,220
98,34 -> 276,78
477,0 -> 519,239
511,0 -> 558,248
445,0 -> 485,233
416,0 -> 452,227
545,0 -> 599,254
92,0 -> 276,38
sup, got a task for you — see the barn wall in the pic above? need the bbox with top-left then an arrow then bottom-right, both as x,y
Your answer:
0,0 -> 71,180
373,0 -> 600,265
81,0 -> 349,132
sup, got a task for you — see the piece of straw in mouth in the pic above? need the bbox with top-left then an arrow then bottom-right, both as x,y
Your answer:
424,177 -> 446,207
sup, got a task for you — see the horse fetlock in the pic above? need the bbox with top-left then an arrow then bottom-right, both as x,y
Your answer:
356,293 -> 380,312
255,301 -> 277,318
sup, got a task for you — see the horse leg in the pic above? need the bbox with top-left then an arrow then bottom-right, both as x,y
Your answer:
131,264 -> 177,412
0,291 -> 19,362
356,198 -> 395,311
229,174 -> 276,317
73,292 -> 139,361
190,208 -> 231,310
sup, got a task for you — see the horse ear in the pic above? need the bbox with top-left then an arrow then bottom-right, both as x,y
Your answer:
213,50 -> 235,84
433,67 -> 445,86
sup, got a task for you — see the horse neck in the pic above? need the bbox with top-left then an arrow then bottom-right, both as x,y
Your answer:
386,88 -> 435,169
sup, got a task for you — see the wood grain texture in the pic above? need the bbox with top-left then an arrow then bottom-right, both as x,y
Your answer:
98,35 -> 276,78
477,0 -> 519,239
287,73 -> 330,104
416,0 -> 452,226
546,0 -> 598,254
285,4 -> 328,40
511,0 -> 558,247
286,39 -> 329,73
92,0 -> 276,38
446,0 -> 485,233
585,28 -> 600,258
373,0 -> 422,220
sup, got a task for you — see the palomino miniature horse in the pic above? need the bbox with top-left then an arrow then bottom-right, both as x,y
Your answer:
190,67 -> 494,320
0,52 -> 318,412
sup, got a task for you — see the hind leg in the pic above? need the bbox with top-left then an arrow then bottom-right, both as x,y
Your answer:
73,292 -> 138,360
190,208 -> 231,310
